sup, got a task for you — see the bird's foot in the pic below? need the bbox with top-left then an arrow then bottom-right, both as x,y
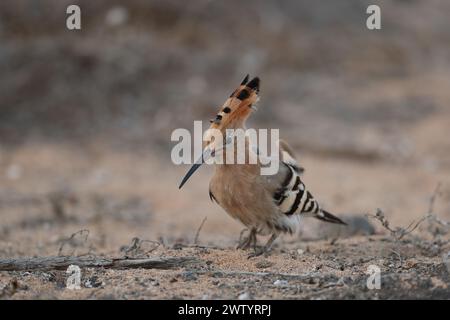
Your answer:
236,228 -> 257,250
247,233 -> 278,259
236,228 -> 249,249
237,237 -> 252,250
247,246 -> 270,259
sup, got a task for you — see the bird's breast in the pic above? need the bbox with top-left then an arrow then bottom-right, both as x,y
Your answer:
209,164 -> 279,228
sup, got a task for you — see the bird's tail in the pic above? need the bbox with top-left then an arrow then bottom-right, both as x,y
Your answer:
315,209 -> 347,225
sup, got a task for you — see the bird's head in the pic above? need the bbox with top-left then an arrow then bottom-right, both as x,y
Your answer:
179,75 -> 260,189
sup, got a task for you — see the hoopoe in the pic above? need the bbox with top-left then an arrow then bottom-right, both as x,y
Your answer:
179,75 -> 346,256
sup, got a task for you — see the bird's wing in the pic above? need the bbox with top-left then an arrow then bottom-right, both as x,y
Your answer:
278,139 -> 304,174
271,140 -> 345,225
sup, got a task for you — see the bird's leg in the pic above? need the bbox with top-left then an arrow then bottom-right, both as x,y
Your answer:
237,228 -> 257,250
248,233 -> 278,258
237,228 -> 248,245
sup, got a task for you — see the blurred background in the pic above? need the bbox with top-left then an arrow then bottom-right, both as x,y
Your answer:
1,0 -> 450,256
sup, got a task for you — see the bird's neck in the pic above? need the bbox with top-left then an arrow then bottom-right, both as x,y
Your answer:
214,135 -> 260,171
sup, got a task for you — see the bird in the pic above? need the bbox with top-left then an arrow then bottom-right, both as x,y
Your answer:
179,75 -> 346,256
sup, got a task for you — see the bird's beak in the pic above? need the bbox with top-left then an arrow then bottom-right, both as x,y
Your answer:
179,147 -> 213,189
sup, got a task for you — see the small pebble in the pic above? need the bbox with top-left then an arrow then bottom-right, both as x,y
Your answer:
273,279 -> 288,286
181,271 -> 198,281
238,292 -> 252,300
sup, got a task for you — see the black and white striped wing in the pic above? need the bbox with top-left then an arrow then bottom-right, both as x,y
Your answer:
273,162 -> 320,217
273,160 -> 347,225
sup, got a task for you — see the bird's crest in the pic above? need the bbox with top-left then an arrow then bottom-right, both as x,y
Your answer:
208,75 -> 260,132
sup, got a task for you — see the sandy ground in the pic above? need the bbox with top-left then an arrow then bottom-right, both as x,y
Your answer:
1,124 -> 449,299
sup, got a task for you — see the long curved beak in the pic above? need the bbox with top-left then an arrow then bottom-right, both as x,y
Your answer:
179,148 -> 212,189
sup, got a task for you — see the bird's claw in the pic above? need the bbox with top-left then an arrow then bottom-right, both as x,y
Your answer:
236,228 -> 257,250
247,246 -> 271,259
236,238 -> 251,250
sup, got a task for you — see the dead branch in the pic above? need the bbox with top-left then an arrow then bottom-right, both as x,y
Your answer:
367,183 -> 446,240
0,256 -> 202,272
120,237 -> 160,258
429,215 -> 450,228
399,214 -> 431,239
367,208 -> 431,240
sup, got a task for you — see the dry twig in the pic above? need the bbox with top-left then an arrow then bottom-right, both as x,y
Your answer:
0,256 -> 202,271
366,184 -> 446,240
367,208 -> 431,240
58,229 -> 91,256
120,237 -> 160,258
194,217 -> 207,245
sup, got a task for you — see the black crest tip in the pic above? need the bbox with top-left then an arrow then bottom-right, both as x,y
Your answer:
246,77 -> 260,91
240,74 -> 250,85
